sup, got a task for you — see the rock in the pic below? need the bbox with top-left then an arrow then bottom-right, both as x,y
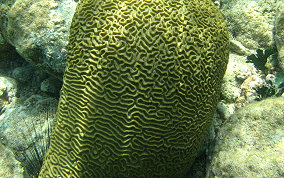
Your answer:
0,43 -> 24,75
32,69 -> 49,88
0,142 -> 24,178
40,77 -> 62,96
217,102 -> 236,120
229,39 -> 251,56
12,66 -> 34,83
0,75 -> 58,176
0,93 -> 58,176
0,94 -> 57,151
221,0 -> 276,49
0,75 -> 17,111
221,53 -> 264,105
275,0 -> 284,70
0,0 -> 77,79
11,64 -> 55,91
210,97 -> 284,177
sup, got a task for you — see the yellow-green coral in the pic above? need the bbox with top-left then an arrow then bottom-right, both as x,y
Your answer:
39,0 -> 229,177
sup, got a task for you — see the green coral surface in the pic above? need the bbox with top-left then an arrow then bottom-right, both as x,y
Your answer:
39,0 -> 229,177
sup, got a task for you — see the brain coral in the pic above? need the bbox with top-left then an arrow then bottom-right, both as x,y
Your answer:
39,0 -> 229,177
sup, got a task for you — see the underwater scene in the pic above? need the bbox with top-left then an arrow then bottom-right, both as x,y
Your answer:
0,0 -> 283,177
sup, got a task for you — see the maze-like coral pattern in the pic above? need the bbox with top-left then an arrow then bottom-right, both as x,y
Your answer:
39,0 -> 229,177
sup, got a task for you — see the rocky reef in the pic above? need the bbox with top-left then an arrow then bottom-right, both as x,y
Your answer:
0,0 -> 283,177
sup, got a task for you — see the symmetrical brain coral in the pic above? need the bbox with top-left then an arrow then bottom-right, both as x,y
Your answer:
39,0 -> 229,177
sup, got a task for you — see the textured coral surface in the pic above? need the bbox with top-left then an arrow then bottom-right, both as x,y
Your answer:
39,0 -> 229,177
